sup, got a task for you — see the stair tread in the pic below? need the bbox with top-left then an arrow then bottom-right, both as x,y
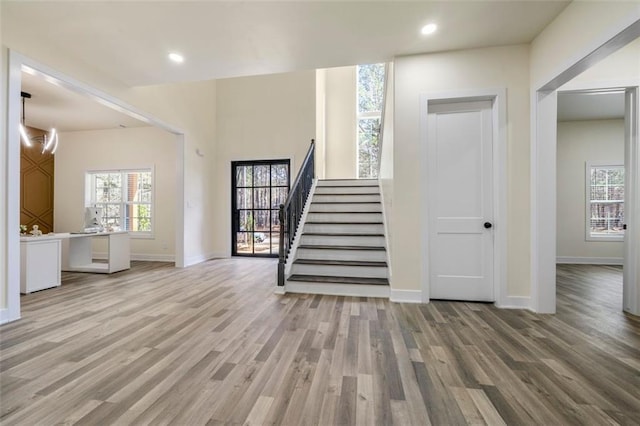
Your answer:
303,232 -> 384,236
311,201 -> 381,204
314,193 -> 380,196
298,244 -> 385,251
288,274 -> 389,286
306,223 -> 383,226
295,259 -> 387,267
308,211 -> 382,214
317,185 -> 379,188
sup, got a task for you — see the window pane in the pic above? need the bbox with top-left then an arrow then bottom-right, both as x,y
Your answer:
609,168 -> 624,185
271,187 -> 288,208
235,166 -> 253,187
358,117 -> 380,179
254,165 -> 270,187
357,63 -> 385,114
103,204 -> 121,228
271,209 -> 281,232
236,232 -> 253,254
129,203 -> 151,232
236,188 -> 252,209
254,188 -> 270,209
254,232 -> 270,254
254,210 -> 270,232
609,185 -> 624,201
127,172 -> 152,203
271,164 -> 289,186
96,173 -> 122,203
239,210 -> 253,231
590,202 -> 624,235
591,186 -> 606,201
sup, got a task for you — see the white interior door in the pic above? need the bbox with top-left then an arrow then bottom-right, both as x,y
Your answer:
428,100 -> 494,301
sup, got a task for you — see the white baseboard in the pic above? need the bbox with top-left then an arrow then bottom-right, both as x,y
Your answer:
390,289 -> 422,304
183,252 -> 225,267
274,286 -> 286,295
93,252 -> 176,262
67,250 -> 225,269
556,256 -> 623,265
496,296 -> 532,310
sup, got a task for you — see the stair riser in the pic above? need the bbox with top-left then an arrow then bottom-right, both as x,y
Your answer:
284,282 -> 390,298
296,248 -> 387,262
317,180 -> 378,187
315,186 -> 379,195
303,223 -> 384,234
291,264 -> 388,278
301,234 -> 386,246
306,212 -> 383,223
313,194 -> 381,203
310,203 -> 381,213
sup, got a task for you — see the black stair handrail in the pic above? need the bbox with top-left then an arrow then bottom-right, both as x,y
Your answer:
278,139 -> 315,286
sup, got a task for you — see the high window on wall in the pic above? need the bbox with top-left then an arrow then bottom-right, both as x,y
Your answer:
586,163 -> 624,241
86,169 -> 153,236
356,63 -> 385,179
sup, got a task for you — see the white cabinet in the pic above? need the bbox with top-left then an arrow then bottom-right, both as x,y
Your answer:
20,238 -> 62,294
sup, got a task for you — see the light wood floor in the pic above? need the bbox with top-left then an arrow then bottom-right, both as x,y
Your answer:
1,261 -> 639,425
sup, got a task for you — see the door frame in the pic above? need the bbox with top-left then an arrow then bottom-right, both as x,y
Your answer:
2,49 -> 186,324
419,88 -> 508,306
230,158 -> 291,258
531,17 -> 640,314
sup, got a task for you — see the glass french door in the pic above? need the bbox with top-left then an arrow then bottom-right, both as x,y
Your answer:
232,160 -> 290,257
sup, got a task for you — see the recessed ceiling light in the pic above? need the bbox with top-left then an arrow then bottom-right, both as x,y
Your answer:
168,52 -> 184,63
421,23 -> 438,35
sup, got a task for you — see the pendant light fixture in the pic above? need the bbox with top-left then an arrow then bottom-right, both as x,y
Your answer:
20,91 -> 59,154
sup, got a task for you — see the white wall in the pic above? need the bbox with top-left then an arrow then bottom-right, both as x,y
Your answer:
393,44 -> 531,297
55,127 -> 177,260
324,66 -> 357,179
124,81 -> 216,265
214,70 -> 316,257
557,119 -> 624,262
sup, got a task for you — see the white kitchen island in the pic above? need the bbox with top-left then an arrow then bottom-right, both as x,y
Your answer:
61,231 -> 130,273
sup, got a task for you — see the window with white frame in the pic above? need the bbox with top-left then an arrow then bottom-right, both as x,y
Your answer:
356,63 -> 385,179
86,169 -> 153,235
586,163 -> 624,240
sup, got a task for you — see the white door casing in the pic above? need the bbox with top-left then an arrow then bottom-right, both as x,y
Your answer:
624,87 -> 640,315
427,100 -> 494,301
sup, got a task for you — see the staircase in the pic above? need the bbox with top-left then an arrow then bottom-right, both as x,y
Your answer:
285,179 -> 390,298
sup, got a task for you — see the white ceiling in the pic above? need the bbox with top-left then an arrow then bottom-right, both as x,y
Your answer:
3,1 -> 570,86
4,1 -> 573,133
21,72 -> 148,132
557,92 -> 626,122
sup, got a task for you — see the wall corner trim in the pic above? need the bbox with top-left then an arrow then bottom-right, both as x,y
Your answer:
390,289 -> 422,304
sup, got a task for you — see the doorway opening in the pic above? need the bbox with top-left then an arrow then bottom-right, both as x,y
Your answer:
231,159 -> 290,257
556,88 -> 626,314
